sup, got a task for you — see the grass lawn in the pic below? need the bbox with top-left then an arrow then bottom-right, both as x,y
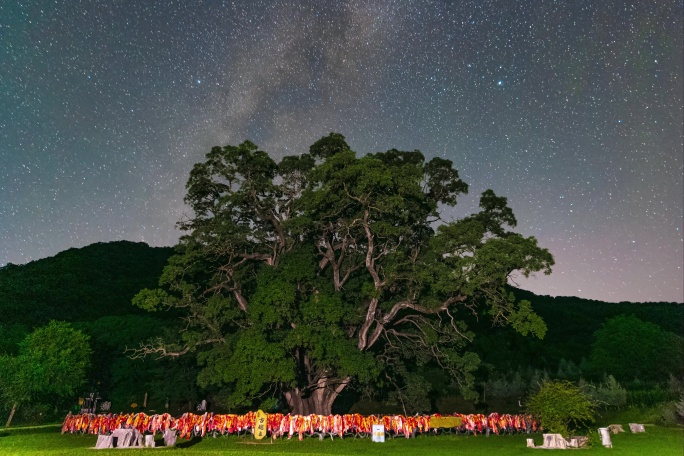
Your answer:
0,424 -> 682,456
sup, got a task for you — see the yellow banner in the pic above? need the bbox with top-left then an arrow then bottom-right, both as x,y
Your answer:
254,409 -> 268,439
429,416 -> 463,428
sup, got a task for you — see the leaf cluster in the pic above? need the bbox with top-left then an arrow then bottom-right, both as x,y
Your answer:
0,322 -> 91,411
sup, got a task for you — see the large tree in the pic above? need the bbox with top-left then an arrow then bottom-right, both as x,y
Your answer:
134,133 -> 553,415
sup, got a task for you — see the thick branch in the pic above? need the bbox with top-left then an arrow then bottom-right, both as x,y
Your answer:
317,224 -> 361,291
366,322 -> 385,348
127,337 -> 223,360
233,289 -> 248,313
206,267 -> 249,313
357,297 -> 379,351
380,295 -> 467,326
361,295 -> 469,351
362,210 -> 385,288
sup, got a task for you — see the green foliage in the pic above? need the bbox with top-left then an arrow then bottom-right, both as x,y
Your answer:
17,321 -> 91,398
627,387 -> 673,407
131,288 -> 173,312
579,375 -> 628,409
505,299 -> 547,339
0,242 -> 193,416
469,289 -> 683,384
487,370 -> 528,402
0,235 -> 684,420
5,228 -> 681,417
595,375 -> 628,408
14,402 -> 55,425
387,372 -> 432,415
655,401 -> 682,426
555,358 -> 581,381
76,314 -> 197,413
0,324 -> 28,356
526,380 -> 596,436
589,315 -> 683,383
0,321 -> 91,426
668,375 -> 684,423
0,355 -> 32,406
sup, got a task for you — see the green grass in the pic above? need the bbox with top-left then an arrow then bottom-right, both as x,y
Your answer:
1,424 -> 682,456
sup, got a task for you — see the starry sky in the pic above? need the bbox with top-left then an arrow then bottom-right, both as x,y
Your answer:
1,1 -> 682,303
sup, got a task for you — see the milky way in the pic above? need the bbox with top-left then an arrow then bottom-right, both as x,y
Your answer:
1,1 -> 682,302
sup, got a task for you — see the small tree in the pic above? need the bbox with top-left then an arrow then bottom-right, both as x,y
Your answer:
526,380 -> 596,436
0,321 -> 91,427
595,375 -> 627,409
0,355 -> 32,427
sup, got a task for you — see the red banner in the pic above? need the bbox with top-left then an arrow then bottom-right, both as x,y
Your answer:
62,411 -> 537,440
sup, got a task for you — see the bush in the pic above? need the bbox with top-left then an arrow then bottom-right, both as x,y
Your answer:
676,395 -> 684,421
656,401 -> 681,426
526,380 -> 596,436
668,374 -> 684,421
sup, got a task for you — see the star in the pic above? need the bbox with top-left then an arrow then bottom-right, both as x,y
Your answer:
0,0 -> 681,303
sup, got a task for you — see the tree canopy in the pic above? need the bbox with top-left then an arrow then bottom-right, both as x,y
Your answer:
525,380 -> 596,436
589,315 -> 683,382
1,321 -> 91,427
134,133 -> 554,415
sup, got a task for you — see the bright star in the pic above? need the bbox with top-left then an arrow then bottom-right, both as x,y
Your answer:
497,80 -> 503,86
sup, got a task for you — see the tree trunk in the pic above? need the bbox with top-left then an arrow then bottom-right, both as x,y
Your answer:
5,402 -> 18,428
284,377 -> 350,415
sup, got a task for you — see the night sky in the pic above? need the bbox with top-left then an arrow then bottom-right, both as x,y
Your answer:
1,1 -> 682,303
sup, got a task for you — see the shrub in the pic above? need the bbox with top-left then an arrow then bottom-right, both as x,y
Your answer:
656,401 -> 681,426
556,358 -> 581,381
580,375 -> 628,409
628,387 -> 671,407
596,375 -> 627,408
526,380 -> 596,436
668,374 -> 684,421
488,370 -> 528,400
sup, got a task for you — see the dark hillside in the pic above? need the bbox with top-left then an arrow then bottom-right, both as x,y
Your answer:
0,241 -> 173,328
515,288 -> 683,335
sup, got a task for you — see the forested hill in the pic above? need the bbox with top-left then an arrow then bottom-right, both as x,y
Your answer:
514,289 -> 683,333
0,241 -> 173,328
478,288 -> 684,372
